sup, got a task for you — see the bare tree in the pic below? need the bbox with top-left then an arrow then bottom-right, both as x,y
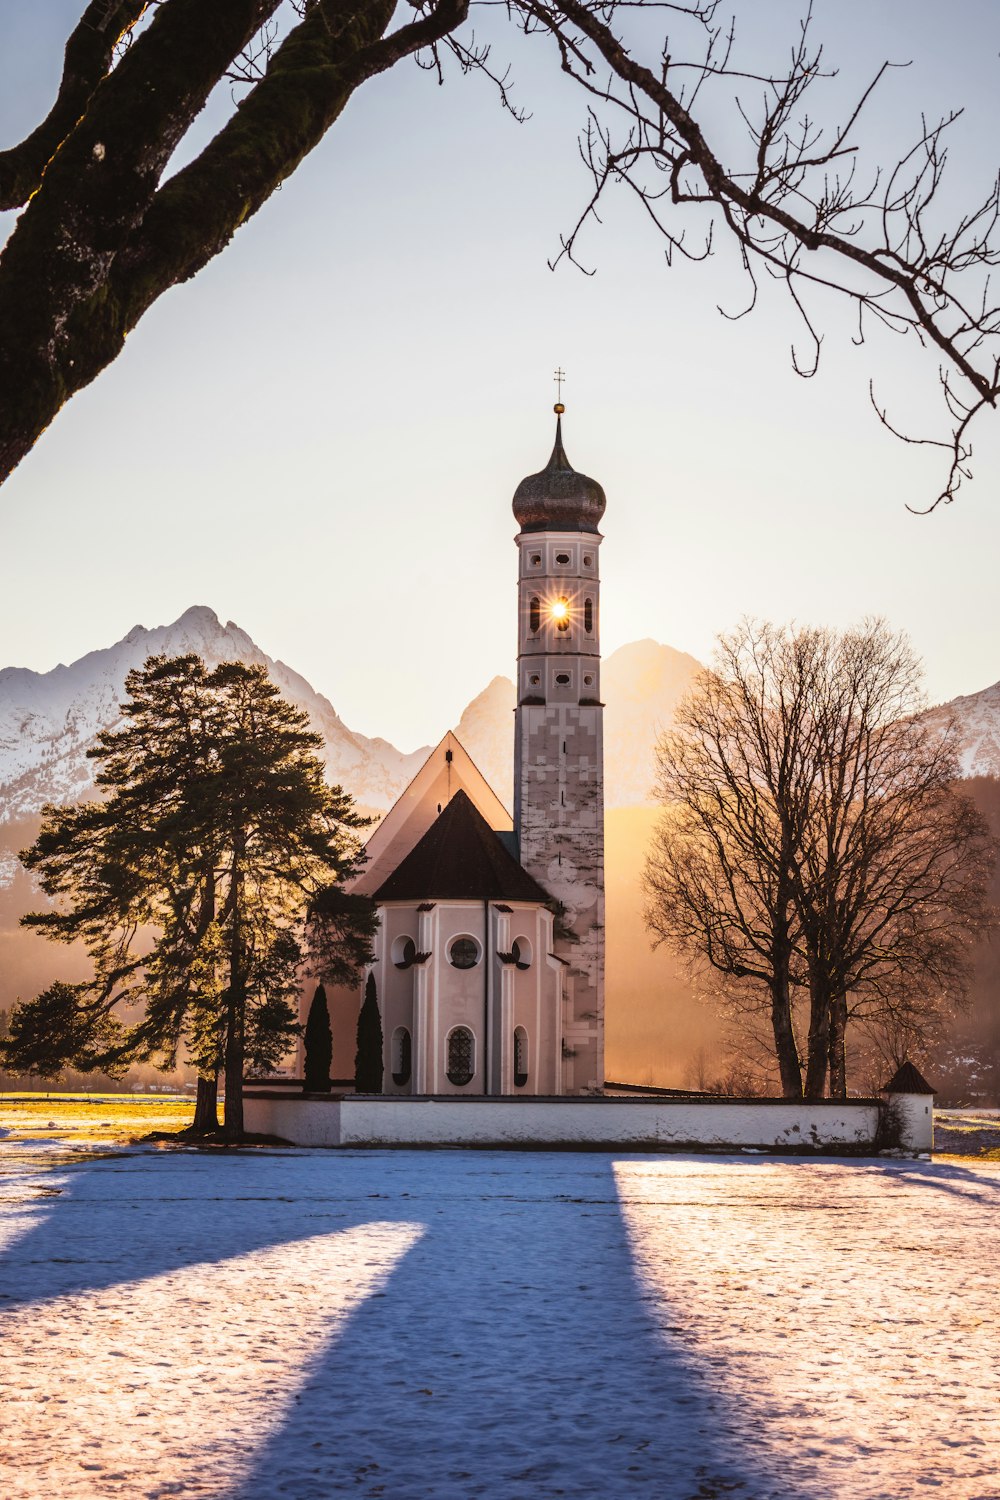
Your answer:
1,2 -> 999,500
644,619 -> 996,1099
644,623 -> 825,1098
796,624 -> 995,1096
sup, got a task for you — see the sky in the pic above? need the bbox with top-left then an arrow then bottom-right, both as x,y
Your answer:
1,1 -> 1000,752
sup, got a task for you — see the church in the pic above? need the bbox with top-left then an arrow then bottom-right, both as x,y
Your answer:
306,404 -> 607,1097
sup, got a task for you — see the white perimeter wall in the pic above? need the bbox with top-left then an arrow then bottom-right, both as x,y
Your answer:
244,1095 -> 900,1150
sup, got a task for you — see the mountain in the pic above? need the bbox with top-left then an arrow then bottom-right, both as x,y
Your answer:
922,679 -> 1000,779
452,639 -> 702,811
0,612 -> 703,841
0,606 -> 429,826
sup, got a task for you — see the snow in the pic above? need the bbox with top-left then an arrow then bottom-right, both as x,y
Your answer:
0,607 -> 428,836
1,1146 -> 999,1499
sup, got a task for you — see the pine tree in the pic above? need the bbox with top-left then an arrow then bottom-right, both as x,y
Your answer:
354,973 -> 383,1095
5,655 -> 376,1139
304,985 -> 332,1094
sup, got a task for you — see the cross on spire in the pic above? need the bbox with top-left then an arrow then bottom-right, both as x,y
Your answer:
554,367 -> 565,400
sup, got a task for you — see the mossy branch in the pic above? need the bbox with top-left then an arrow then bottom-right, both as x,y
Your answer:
0,1 -> 152,210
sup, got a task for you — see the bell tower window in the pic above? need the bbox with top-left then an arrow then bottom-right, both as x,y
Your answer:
529,596 -> 540,634
584,598 -> 594,633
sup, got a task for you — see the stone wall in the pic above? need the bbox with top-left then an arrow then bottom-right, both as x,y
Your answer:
244,1093 -> 900,1151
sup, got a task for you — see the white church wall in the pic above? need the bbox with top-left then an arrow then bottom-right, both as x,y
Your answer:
508,909 -> 561,1095
374,905 -> 418,1096
891,1091 -> 934,1151
244,1093 -> 899,1150
423,900 -> 488,1095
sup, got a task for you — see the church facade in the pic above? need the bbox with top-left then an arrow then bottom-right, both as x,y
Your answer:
307,409 -> 607,1097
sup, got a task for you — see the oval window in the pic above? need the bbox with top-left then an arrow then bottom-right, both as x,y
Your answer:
449,936 -> 480,970
529,596 -> 540,633
529,674 -> 540,686
391,1027 -> 412,1086
555,552 -> 570,564
447,1027 -> 475,1087
583,554 -> 593,567
514,1027 -> 529,1088
391,935 -> 416,969
555,673 -> 570,685
531,553 -> 542,567
584,674 -> 594,686
584,598 -> 594,633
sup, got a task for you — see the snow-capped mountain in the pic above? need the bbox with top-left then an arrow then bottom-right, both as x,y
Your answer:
922,679 -> 1000,779
2,606 -> 997,864
0,606 -> 429,826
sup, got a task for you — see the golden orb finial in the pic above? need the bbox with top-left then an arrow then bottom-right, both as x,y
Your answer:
554,401 -> 565,415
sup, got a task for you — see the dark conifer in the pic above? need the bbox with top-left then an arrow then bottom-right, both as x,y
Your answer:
304,985 -> 333,1094
354,973 -> 383,1094
4,655 -> 376,1140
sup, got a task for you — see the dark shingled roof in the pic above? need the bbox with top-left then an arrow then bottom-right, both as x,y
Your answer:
512,416 -> 607,535
880,1061 -> 937,1095
372,790 -> 551,904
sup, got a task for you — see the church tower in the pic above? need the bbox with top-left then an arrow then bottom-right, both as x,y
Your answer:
512,405 -> 606,1093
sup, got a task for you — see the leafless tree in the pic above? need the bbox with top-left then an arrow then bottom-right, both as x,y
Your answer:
644,619 -> 996,1099
644,623 -> 825,1098
1,2 -> 999,501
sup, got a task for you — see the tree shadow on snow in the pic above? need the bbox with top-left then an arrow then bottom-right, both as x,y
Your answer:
230,1152 -> 777,1500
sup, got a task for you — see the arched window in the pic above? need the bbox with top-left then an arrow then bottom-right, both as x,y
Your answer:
529,596 -> 540,633
511,937 -> 532,970
514,1027 -> 529,1088
391,1027 -> 412,1087
448,935 -> 480,969
584,597 -> 594,633
447,1027 -> 475,1087
391,935 -> 417,969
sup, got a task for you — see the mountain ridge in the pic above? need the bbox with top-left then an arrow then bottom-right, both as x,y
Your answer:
2,608 -> 997,853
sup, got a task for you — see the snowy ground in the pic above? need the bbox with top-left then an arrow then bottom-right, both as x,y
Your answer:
2,1143 -> 999,1500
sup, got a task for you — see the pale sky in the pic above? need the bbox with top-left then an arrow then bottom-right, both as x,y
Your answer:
1,1 -> 999,751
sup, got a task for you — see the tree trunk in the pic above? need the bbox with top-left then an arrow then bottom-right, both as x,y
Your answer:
223,845 -> 245,1141
828,990 -> 848,1098
192,1074 -> 219,1134
223,996 -> 245,1141
803,973 -> 830,1099
769,973 -> 803,1100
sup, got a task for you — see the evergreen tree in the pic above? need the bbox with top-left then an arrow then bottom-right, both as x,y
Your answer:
304,985 -> 332,1094
354,974 -> 383,1095
4,654 -> 376,1139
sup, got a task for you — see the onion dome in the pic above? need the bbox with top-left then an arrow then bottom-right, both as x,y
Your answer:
512,408 -> 607,534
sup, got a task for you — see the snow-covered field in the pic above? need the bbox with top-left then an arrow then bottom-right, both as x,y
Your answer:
1,1144 -> 999,1500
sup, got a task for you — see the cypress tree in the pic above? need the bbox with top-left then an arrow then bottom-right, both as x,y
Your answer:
354,973 -> 383,1094
304,984 -> 332,1094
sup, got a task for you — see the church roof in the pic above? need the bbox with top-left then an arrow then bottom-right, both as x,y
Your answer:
880,1061 -> 937,1095
372,790 -> 551,904
512,413 -> 606,534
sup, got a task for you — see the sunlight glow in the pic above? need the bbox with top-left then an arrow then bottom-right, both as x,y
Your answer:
549,598 -> 570,622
